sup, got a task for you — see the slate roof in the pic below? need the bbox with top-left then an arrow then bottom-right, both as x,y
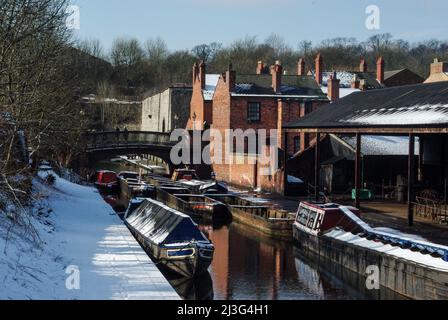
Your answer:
233,74 -> 328,100
384,69 -> 406,80
284,81 -> 448,129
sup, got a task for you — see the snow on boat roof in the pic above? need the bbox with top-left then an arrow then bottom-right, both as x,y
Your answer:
325,229 -> 448,271
126,198 -> 207,245
203,74 -> 220,101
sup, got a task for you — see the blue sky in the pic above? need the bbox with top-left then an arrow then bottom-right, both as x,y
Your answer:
71,0 -> 447,51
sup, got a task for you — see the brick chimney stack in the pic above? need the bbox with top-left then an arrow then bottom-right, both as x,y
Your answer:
360,58 -> 368,73
297,58 -> 305,76
376,57 -> 385,84
351,74 -> 360,89
425,58 -> 448,83
272,60 -> 283,93
315,54 -> 323,85
226,63 -> 236,92
256,61 -> 265,74
430,58 -> 448,75
328,71 -> 340,102
192,62 -> 199,86
199,60 -> 206,89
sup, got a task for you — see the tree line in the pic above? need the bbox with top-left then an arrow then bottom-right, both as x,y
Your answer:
75,33 -> 448,97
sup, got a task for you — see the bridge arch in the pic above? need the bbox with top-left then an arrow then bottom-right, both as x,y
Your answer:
86,131 -> 178,173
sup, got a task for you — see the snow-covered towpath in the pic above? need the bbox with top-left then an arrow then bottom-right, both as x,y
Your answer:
0,170 -> 179,300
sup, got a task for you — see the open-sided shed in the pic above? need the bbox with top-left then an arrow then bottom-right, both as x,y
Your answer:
284,81 -> 448,226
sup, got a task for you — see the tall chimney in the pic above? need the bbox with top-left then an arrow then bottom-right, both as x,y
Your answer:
430,58 -> 448,75
351,74 -> 360,89
199,60 -> 206,89
226,63 -> 235,92
297,58 -> 305,76
315,54 -> 323,85
192,62 -> 199,86
328,71 -> 340,102
272,60 -> 283,93
256,61 -> 265,74
376,57 -> 385,84
360,58 -> 368,73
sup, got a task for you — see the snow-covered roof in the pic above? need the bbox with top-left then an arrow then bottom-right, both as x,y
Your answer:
203,74 -> 220,101
339,135 -> 420,156
319,71 -> 382,90
342,103 -> 448,126
284,81 -> 448,129
321,86 -> 360,98
322,71 -> 355,88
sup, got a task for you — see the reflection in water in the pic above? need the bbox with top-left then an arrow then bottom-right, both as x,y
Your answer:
197,223 -> 403,300
95,158 -> 404,300
157,264 -> 214,300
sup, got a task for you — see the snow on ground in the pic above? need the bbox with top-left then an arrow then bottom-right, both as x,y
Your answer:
0,170 -> 179,300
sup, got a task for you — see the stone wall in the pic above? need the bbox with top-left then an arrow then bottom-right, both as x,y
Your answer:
141,87 -> 192,132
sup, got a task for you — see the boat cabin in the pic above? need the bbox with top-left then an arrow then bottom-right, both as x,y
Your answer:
172,169 -> 199,182
95,170 -> 118,186
295,202 -> 361,236
118,171 -> 139,181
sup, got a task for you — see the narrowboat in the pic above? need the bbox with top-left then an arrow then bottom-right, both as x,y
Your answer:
206,194 -> 294,239
118,175 -> 155,208
125,198 -> 214,278
171,169 -> 228,194
94,170 -> 119,193
293,201 -> 448,300
155,187 -> 232,225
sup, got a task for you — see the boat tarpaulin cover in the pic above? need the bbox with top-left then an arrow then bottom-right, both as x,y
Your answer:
126,198 -> 208,245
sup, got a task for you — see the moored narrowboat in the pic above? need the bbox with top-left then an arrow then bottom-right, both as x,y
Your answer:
293,201 -> 448,300
125,198 -> 214,278
207,194 -> 294,239
94,170 -> 119,193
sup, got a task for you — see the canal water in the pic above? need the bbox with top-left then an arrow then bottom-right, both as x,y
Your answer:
94,158 -> 404,300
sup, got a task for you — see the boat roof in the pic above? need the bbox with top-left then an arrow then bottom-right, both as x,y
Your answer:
300,202 -> 358,212
126,198 -> 208,245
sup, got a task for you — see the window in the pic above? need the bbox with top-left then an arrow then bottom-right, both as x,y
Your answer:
293,136 -> 301,153
296,207 -> 310,225
247,102 -> 261,122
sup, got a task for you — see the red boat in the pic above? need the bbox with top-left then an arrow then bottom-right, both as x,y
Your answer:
94,170 -> 119,193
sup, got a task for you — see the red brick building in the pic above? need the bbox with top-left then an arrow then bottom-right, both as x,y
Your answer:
187,61 -> 220,130
207,60 -> 329,193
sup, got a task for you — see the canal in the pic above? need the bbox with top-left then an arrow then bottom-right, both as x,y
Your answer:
94,158 -> 404,300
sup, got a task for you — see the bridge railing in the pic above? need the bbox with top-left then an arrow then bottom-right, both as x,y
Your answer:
86,131 -> 176,150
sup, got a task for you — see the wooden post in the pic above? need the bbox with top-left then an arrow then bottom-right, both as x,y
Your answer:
355,133 -> 362,208
284,131 -> 288,195
315,132 -> 321,202
408,133 -> 415,226
254,131 -> 259,189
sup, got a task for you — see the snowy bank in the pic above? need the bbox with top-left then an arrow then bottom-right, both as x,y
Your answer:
0,170 -> 179,300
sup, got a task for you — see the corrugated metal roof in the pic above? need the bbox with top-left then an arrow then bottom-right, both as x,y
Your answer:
284,81 -> 448,129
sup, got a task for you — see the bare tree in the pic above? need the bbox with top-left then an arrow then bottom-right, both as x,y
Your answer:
0,0 -> 86,231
